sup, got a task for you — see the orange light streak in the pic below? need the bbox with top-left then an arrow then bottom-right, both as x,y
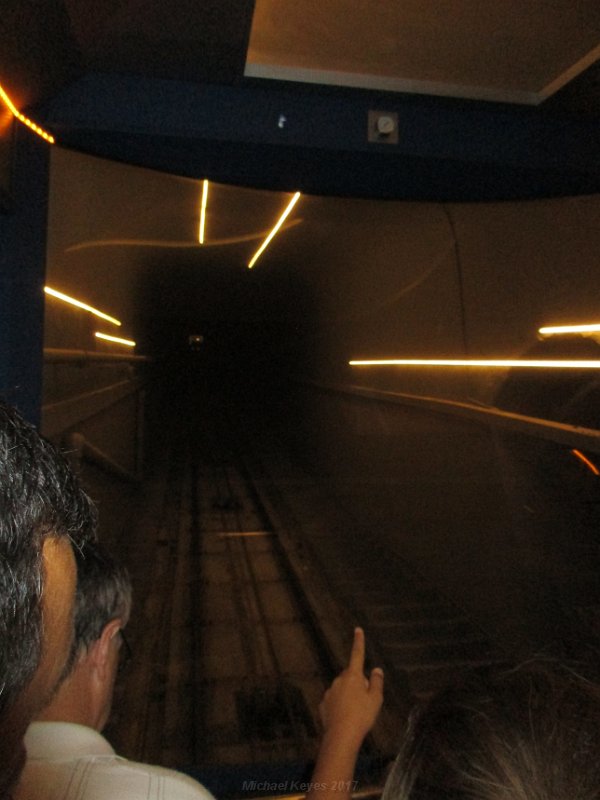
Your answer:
44,287 -> 121,326
198,179 -> 208,244
95,332 -> 136,347
0,83 -> 55,144
539,323 -> 600,336
248,191 -> 301,268
349,358 -> 600,369
571,449 -> 600,475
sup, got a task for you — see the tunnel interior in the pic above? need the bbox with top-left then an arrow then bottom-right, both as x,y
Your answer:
38,144 -> 600,784
2,3 -> 600,794
43,144 -> 600,646
43,145 -> 600,412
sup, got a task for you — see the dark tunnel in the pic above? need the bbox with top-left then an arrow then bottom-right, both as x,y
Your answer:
2,3 -> 600,794
36,150 -> 600,781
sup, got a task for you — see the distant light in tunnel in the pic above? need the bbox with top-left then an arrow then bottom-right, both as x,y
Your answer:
0,83 -> 55,144
349,358 -> 600,369
571,449 -> 600,475
95,332 -> 136,347
44,287 -> 122,326
247,191 -> 301,269
539,323 -> 600,336
198,179 -> 209,244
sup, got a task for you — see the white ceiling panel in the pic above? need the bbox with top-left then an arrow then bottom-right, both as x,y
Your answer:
246,0 -> 600,104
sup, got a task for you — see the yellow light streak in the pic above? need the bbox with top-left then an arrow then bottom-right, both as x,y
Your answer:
349,358 -> 600,369
248,191 -> 301,269
44,287 -> 121,326
198,179 -> 208,244
95,332 -> 136,347
571,449 -> 600,475
539,323 -> 600,336
0,83 -> 55,144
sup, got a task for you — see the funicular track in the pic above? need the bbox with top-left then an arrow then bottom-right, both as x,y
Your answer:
222,398 -> 508,704
109,389 -> 391,797
190,420 -> 327,769
109,384 -> 507,798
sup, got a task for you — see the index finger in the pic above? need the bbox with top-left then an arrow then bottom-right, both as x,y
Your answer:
348,626 -> 365,672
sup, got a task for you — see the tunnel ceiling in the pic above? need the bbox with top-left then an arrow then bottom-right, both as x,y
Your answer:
61,0 -> 256,84
5,2 -> 594,356
4,3 -> 600,237
5,1 -> 598,112
1,2 -> 599,203
46,149 -> 324,329
246,0 -> 600,107
49,147 -> 462,335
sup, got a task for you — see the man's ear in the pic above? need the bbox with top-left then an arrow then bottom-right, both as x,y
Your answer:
88,618 -> 122,681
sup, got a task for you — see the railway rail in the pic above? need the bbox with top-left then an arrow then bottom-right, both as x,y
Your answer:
103,381 -> 506,798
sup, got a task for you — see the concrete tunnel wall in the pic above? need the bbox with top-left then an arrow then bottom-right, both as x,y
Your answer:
45,146 -> 600,419
42,147 -> 600,653
286,193 -> 600,412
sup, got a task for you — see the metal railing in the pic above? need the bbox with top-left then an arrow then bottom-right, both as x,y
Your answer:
63,431 -> 140,484
44,347 -> 149,364
42,349 -> 147,481
301,379 -> 600,455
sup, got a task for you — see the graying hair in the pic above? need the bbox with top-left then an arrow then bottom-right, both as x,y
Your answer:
72,541 -> 132,655
382,659 -> 600,800
0,402 -> 97,714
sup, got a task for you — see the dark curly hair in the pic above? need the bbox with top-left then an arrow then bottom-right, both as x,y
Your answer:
0,402 -> 97,716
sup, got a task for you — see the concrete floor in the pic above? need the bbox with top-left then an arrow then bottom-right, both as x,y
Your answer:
77,371 -> 600,795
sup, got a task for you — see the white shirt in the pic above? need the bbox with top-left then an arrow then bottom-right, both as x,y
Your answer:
19,722 -> 216,800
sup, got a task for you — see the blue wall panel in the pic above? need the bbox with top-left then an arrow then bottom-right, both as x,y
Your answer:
0,126 -> 49,424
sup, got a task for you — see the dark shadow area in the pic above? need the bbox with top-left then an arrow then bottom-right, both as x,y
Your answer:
495,336 -> 600,427
274,382 -> 600,661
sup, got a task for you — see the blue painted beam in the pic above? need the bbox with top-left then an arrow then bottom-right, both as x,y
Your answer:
45,73 -> 600,200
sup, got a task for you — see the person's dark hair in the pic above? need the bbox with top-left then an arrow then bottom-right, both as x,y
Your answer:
382,659 -> 600,800
0,402 -> 97,715
71,541 -> 132,657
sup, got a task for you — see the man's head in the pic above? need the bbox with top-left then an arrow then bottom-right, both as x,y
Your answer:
382,659 -> 600,800
0,402 -> 97,794
38,541 -> 132,732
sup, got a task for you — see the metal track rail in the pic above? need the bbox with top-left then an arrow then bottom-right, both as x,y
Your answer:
186,404 -> 345,769
109,384 -> 508,800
